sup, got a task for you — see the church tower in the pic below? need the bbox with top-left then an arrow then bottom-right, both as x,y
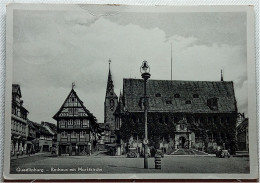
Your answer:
104,59 -> 118,131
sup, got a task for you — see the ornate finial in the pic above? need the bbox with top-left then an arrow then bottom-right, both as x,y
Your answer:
72,82 -> 75,89
221,69 -> 223,81
108,58 -> 112,72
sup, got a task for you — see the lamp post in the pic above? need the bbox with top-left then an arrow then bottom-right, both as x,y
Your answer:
140,61 -> 151,169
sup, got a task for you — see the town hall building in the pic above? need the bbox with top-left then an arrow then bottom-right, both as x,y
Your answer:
106,74 -> 238,155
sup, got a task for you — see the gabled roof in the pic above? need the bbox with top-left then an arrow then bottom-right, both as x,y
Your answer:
53,89 -> 96,120
12,84 -> 22,97
123,79 -> 237,113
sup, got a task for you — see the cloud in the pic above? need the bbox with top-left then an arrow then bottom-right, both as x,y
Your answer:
13,10 -> 248,124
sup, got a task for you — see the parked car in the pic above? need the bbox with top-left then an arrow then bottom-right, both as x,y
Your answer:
127,148 -> 139,158
216,149 -> 230,158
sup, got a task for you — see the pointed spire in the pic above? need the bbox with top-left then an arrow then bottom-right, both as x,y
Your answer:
106,59 -> 114,94
221,69 -> 223,81
171,43 -> 172,81
108,58 -> 111,76
119,90 -> 123,102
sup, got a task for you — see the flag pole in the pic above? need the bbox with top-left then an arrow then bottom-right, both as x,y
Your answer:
171,43 -> 172,80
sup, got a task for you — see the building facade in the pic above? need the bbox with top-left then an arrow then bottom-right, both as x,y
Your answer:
116,79 -> 238,154
41,121 -> 58,152
11,84 -> 29,156
31,122 -> 54,152
237,118 -> 249,151
53,88 -> 98,156
26,120 -> 37,154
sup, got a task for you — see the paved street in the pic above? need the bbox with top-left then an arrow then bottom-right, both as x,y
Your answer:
10,153 -> 250,174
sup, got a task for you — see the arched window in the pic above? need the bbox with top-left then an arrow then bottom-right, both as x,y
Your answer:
186,100 -> 191,104
61,131 -> 67,138
166,100 -> 172,104
155,93 -> 161,97
174,94 -> 180,98
193,94 -> 199,98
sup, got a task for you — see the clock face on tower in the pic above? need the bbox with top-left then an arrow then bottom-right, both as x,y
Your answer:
110,99 -> 115,110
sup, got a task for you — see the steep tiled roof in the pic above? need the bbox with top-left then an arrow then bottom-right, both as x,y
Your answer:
123,79 -> 237,113
12,84 -> 21,97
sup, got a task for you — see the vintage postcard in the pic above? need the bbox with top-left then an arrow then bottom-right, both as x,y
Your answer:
3,4 -> 258,180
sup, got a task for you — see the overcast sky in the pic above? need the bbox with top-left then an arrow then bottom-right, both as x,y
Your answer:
13,8 -> 247,124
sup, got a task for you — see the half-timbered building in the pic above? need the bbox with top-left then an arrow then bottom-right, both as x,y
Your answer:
53,87 -> 97,156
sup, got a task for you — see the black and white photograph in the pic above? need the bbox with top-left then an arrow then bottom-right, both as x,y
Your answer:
3,4 -> 258,180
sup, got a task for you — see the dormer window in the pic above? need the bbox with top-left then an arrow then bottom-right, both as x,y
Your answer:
155,93 -> 161,97
174,94 -> 180,98
166,100 -> 172,104
186,100 -> 191,104
207,97 -> 218,110
193,94 -> 199,98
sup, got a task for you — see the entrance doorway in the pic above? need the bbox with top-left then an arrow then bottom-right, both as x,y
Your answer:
179,136 -> 186,148
71,146 -> 76,156
42,145 -> 49,152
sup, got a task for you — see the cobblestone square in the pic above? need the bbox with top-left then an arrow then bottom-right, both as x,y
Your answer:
10,153 -> 250,174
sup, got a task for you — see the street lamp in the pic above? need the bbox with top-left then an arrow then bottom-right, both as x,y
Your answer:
140,61 -> 151,169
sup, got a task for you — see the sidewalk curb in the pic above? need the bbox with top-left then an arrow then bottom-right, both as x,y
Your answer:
165,154 -> 216,157
11,153 -> 48,160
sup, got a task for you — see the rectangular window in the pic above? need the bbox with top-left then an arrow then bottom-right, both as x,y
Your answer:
74,108 -> 78,115
71,131 -> 77,138
61,131 -> 67,138
68,108 -> 73,115
80,131 -> 86,137
82,119 -> 89,127
74,119 -> 81,126
68,119 -> 73,126
60,120 -> 66,128
85,133 -> 90,141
